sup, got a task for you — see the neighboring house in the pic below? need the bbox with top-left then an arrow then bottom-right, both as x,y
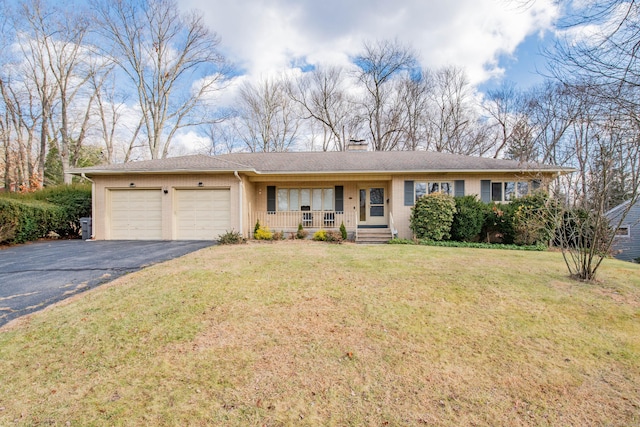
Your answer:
69,149 -> 572,242
606,199 -> 640,262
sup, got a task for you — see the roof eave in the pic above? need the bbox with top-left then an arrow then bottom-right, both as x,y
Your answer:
68,166 -> 575,176
67,168 -> 255,176
251,168 -> 573,175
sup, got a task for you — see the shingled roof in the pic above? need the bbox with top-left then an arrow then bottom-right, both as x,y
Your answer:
70,151 -> 571,175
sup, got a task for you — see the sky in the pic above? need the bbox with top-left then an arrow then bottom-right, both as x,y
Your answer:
177,0 -> 559,91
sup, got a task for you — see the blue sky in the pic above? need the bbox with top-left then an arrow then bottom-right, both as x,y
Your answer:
178,0 -> 560,93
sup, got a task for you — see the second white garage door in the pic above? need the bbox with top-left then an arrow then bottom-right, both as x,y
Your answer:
175,189 -> 231,240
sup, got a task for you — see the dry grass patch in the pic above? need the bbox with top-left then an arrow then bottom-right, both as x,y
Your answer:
1,242 -> 639,426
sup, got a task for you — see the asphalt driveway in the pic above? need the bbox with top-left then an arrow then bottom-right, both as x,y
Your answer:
0,240 -> 215,328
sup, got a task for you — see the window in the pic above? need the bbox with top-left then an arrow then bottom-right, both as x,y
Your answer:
491,182 -> 502,202
415,181 -> 453,201
491,181 -> 534,202
615,226 -> 630,238
276,187 -> 334,211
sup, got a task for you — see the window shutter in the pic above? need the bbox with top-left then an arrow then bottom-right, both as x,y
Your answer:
267,186 -> 276,212
480,180 -> 491,203
335,186 -> 344,212
454,180 -> 465,197
404,181 -> 414,206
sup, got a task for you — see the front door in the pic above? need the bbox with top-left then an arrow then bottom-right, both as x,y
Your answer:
358,186 -> 387,227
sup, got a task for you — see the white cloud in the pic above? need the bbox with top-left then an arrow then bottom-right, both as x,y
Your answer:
179,0 -> 558,85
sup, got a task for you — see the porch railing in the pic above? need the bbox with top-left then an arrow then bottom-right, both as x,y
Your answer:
251,210 -> 357,231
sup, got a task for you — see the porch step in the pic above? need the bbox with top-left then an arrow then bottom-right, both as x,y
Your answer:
356,228 -> 392,244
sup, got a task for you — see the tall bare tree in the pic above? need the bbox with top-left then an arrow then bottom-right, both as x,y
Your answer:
91,70 -> 146,163
0,76 -> 42,190
353,39 -> 417,151
233,76 -> 301,152
483,82 -> 532,159
287,65 -> 357,151
94,0 -> 227,159
526,81 -> 578,165
13,0 -> 59,186
540,0 -> 640,279
22,0 -> 98,183
426,66 -> 490,155
398,69 -> 433,151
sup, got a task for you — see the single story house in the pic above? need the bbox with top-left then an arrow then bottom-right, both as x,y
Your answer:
69,149 -> 572,242
606,199 -> 640,262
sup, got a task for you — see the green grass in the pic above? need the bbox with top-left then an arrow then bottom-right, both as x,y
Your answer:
1,242 -> 639,426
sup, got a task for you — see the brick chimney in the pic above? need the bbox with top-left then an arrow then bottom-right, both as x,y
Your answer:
347,139 -> 368,151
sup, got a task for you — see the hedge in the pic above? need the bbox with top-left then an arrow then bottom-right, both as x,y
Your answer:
0,184 -> 92,244
0,198 -> 65,244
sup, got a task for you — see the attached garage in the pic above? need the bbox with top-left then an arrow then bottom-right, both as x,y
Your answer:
175,189 -> 231,240
109,189 -> 163,240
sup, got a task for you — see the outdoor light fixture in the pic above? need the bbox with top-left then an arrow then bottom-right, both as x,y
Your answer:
163,187 -> 168,194
129,182 -> 136,188
198,182 -> 204,187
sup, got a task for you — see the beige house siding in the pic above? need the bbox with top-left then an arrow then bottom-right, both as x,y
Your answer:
92,173 -> 241,240
249,177 -> 393,233
89,170 -> 557,241
392,172 -> 554,239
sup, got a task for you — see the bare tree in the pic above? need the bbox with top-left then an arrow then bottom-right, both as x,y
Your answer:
0,75 -> 43,191
539,0 -> 640,279
353,39 -> 417,151
201,119 -> 239,155
551,0 -> 640,109
398,69 -> 433,151
91,69 -> 147,164
526,81 -> 578,165
94,0 -> 227,159
21,0 -> 101,183
483,82 -> 533,159
287,65 -> 357,151
12,0 -> 60,186
426,66 -> 490,155
547,82 -> 640,280
233,76 -> 301,152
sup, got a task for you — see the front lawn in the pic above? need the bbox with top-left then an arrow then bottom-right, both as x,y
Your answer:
1,242 -> 638,425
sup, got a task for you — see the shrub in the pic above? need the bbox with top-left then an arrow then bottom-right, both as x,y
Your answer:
0,184 -> 92,243
510,192 -> 554,246
451,195 -> 487,242
0,217 -> 17,243
325,230 -> 343,243
419,239 -> 547,251
253,219 -> 261,238
254,225 -> 273,240
312,230 -> 327,241
340,221 -> 348,240
482,203 -> 514,244
272,230 -> 285,241
0,198 -> 65,244
296,223 -> 308,239
388,238 -> 416,245
33,184 -> 92,237
410,192 -> 456,241
218,230 -> 245,245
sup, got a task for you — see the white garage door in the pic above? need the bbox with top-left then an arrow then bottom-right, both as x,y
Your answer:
110,189 -> 163,240
175,189 -> 231,240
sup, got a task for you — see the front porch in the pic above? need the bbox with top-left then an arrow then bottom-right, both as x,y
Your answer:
246,180 -> 394,241
251,210 -> 358,234
250,210 -> 394,243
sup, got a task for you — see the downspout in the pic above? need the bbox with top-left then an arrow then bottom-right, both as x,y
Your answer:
234,171 -> 244,236
81,173 -> 95,239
